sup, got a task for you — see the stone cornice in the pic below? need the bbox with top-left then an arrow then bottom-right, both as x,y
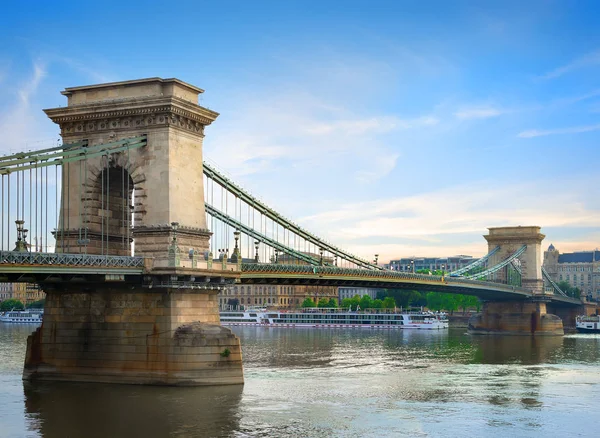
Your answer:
484,234 -> 545,243
133,224 -> 212,237
44,96 -> 219,137
44,95 -> 218,126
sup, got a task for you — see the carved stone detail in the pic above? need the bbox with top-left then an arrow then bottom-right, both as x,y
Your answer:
57,108 -> 206,137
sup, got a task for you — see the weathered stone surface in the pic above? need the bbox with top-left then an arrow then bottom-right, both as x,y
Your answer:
484,226 -> 545,294
45,78 -> 217,259
23,284 -> 244,386
468,301 -> 564,336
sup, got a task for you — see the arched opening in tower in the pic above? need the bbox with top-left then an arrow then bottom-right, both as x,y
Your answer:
87,165 -> 135,256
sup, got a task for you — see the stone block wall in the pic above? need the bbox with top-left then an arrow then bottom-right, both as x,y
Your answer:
24,284 -> 243,386
468,300 -> 564,336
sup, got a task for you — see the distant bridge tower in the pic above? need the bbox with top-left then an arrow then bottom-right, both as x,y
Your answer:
484,226 -> 545,294
45,78 -> 216,262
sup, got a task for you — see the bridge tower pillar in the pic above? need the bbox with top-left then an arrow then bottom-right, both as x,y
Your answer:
469,226 -> 564,336
44,77 -> 214,262
24,78 -> 244,386
484,226 -> 545,294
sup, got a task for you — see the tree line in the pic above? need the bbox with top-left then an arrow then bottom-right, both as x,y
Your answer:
0,298 -> 45,312
301,290 -> 480,314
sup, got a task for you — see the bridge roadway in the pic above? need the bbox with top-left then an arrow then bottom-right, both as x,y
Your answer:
0,251 -> 580,306
239,263 -> 582,306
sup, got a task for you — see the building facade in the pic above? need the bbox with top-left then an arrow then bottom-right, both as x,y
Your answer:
218,284 -> 338,310
0,283 -> 45,305
338,287 -> 382,301
543,244 -> 600,299
388,255 -> 479,273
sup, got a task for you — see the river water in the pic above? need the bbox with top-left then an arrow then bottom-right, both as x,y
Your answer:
1,324 -> 600,438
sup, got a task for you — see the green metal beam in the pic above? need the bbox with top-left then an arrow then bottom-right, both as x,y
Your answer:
0,136 -> 146,175
206,203 -> 323,265
0,139 -> 88,163
203,162 -> 381,270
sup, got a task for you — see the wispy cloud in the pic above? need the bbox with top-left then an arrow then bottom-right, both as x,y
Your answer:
206,92 -> 428,184
204,50 -> 440,185
454,106 -> 506,120
296,178 -> 599,261
0,61 -> 51,154
553,89 -> 600,106
539,49 -> 600,80
517,123 -> 600,138
306,116 -> 438,135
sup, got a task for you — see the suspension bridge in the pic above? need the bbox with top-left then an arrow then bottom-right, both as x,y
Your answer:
0,77 -> 589,387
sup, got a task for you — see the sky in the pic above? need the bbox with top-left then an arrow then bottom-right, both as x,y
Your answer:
0,0 -> 599,262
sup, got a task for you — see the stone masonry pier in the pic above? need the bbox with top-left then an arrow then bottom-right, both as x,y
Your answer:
23,77 -> 244,386
24,281 -> 243,385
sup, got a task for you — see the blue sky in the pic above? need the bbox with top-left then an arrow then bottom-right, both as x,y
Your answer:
0,0 -> 599,261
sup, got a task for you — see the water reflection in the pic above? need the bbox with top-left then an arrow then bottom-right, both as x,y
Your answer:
5,326 -> 600,438
471,335 -> 564,365
24,382 -> 243,438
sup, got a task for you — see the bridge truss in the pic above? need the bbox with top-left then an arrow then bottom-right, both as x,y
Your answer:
0,139 -> 574,302
203,162 -> 380,269
0,136 -> 146,260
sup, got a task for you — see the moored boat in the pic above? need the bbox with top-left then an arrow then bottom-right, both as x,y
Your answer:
576,315 -> 600,333
0,309 -> 43,324
220,308 -> 448,330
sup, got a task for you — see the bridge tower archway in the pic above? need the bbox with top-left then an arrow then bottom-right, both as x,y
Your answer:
484,226 -> 545,293
45,78 -> 219,264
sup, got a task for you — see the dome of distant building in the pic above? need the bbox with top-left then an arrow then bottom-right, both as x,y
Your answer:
548,243 -> 556,251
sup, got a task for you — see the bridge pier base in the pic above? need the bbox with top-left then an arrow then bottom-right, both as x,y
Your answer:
23,283 -> 244,386
468,300 -> 564,336
548,301 -> 598,328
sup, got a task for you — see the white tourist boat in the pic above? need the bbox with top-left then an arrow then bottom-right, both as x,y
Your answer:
0,309 -> 43,324
576,315 -> 600,333
220,308 -> 448,330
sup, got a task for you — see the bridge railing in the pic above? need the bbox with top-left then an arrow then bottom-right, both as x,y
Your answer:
241,263 -> 533,293
0,251 -> 145,268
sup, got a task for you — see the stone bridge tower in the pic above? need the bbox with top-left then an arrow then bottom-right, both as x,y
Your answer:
24,79 -> 244,386
45,78 -> 215,263
484,226 -> 545,294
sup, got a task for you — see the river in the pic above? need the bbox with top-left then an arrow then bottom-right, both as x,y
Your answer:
1,324 -> 599,437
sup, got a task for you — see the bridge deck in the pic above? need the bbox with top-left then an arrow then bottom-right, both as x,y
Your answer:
0,253 -> 582,306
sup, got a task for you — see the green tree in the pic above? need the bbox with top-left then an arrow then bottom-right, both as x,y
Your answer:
26,299 -> 46,309
1,299 -> 25,311
382,296 -> 396,309
359,295 -> 373,310
387,290 -> 421,308
441,294 -> 459,314
301,298 -> 316,308
426,292 -> 445,311
317,298 -> 330,308
327,298 -> 338,308
375,290 -> 387,300
557,281 -> 582,298
371,299 -> 384,309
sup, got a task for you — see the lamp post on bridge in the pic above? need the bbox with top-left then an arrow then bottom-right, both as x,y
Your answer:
13,220 -> 28,252
254,240 -> 260,263
374,254 -> 379,266
410,259 -> 415,273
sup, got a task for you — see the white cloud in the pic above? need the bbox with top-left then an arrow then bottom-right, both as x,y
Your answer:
454,106 -> 505,120
517,123 -> 600,138
539,49 -> 600,80
296,178 -> 599,261
0,61 -> 51,154
306,116 -> 438,136
205,88 -> 437,184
